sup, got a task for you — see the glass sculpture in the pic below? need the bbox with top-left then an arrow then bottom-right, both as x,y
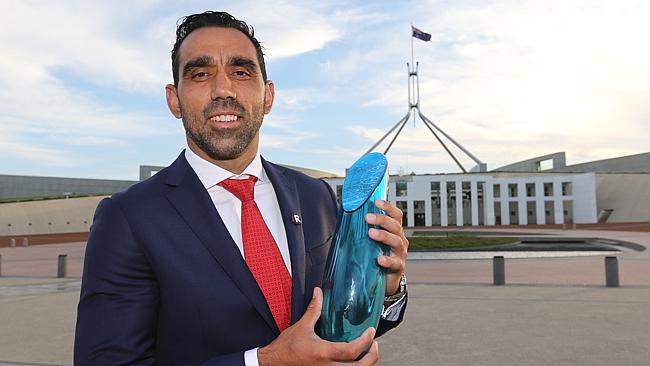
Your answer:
317,152 -> 389,343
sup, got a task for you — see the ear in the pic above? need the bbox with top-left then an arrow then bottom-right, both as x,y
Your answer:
263,80 -> 275,114
165,84 -> 182,119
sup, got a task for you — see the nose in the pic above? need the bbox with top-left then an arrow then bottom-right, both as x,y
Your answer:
210,71 -> 236,100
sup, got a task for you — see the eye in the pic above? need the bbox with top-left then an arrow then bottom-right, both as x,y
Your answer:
192,71 -> 210,80
232,70 -> 251,79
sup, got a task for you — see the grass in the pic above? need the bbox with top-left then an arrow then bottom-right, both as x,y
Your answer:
408,234 -> 518,250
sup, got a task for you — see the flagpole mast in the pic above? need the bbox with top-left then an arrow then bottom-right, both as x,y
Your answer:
367,23 -> 487,173
410,22 -> 414,71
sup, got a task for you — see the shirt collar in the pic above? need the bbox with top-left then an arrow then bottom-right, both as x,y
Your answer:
184,147 -> 268,189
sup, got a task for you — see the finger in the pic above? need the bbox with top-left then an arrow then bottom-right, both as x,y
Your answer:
301,287 -> 323,329
368,228 -> 406,255
365,212 -> 402,240
377,255 -> 404,272
355,341 -> 379,366
374,199 -> 402,223
328,327 -> 376,362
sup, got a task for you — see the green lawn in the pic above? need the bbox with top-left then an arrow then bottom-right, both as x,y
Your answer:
408,234 -> 518,250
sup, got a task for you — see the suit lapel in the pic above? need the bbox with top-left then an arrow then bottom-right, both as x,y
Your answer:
164,153 -> 279,334
262,158 -> 308,325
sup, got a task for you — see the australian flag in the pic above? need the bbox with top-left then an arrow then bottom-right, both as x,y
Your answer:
412,26 -> 431,42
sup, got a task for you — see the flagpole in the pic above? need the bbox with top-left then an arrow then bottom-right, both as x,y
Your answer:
410,22 -> 414,71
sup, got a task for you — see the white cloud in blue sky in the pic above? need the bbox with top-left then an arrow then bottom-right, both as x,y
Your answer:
1,0 -> 650,179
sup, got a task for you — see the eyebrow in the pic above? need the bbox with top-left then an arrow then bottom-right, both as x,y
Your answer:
181,55 -> 260,77
182,55 -> 215,76
229,56 -> 258,74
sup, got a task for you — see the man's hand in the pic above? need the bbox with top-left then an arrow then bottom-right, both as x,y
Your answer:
258,287 -> 379,366
366,200 -> 409,295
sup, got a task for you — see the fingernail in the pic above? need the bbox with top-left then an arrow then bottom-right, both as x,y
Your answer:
376,200 -> 385,207
368,228 -> 379,236
366,213 -> 376,222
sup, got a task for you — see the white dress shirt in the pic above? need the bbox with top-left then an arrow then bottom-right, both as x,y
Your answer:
185,148 -> 292,273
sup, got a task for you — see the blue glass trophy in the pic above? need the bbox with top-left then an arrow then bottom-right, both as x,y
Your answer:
317,152 -> 389,343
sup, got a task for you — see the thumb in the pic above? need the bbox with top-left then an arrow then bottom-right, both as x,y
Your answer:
301,287 -> 323,328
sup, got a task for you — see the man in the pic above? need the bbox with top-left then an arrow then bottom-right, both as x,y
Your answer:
74,11 -> 408,365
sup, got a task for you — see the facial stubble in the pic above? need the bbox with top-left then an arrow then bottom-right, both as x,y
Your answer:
181,97 -> 265,161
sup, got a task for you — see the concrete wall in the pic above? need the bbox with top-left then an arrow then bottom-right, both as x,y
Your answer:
596,174 -> 650,222
0,174 -> 135,200
492,152 -> 566,172
0,196 -> 106,236
572,173 -> 599,224
555,152 -> 650,173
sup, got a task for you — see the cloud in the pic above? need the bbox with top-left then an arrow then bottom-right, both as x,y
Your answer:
321,0 -> 650,171
3,0 -> 649,177
1,1 -> 170,94
0,126 -> 73,166
0,1 -> 354,171
242,2 -> 383,60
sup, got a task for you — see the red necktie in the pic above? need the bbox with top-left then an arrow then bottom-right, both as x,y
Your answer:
219,176 -> 292,331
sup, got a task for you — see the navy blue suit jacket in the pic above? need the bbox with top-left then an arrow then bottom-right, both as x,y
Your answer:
74,152 -> 404,365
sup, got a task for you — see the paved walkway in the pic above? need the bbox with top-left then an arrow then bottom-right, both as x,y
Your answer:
0,228 -> 648,365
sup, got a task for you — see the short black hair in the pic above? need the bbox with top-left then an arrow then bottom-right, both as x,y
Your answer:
171,11 -> 267,86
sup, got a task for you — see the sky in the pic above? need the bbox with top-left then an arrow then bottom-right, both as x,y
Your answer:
2,0 -> 650,180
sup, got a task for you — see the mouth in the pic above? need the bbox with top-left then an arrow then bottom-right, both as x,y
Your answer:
207,113 -> 241,127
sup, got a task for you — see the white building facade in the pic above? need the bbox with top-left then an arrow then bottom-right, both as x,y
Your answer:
324,172 -> 598,227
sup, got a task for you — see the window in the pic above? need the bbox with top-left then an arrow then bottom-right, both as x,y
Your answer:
396,201 -> 408,226
430,181 -> 440,193
544,182 -> 554,196
562,182 -> 572,196
431,182 -> 441,209
414,200 -> 425,226
447,182 -> 457,225
493,184 -> 501,198
536,158 -> 554,171
462,182 -> 471,200
508,184 -> 518,198
447,182 -> 456,208
431,182 -> 442,226
396,182 -> 408,197
526,183 -> 535,197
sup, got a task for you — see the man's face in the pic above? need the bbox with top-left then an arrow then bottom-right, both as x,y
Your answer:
166,27 -> 274,163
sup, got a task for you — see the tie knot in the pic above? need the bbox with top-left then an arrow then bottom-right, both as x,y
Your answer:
218,176 -> 258,202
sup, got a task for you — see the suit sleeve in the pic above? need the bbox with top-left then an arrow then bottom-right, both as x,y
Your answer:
75,198 -> 253,366
74,197 -> 160,365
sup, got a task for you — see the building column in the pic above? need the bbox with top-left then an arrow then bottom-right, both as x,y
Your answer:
485,181 -> 495,226
407,199 -> 414,228
440,181 -> 448,226
553,180 -> 564,224
470,181 -> 479,226
517,182 -> 527,225
456,180 -> 463,227
535,181 -> 545,225
500,183 -> 510,225
425,190 -> 433,227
